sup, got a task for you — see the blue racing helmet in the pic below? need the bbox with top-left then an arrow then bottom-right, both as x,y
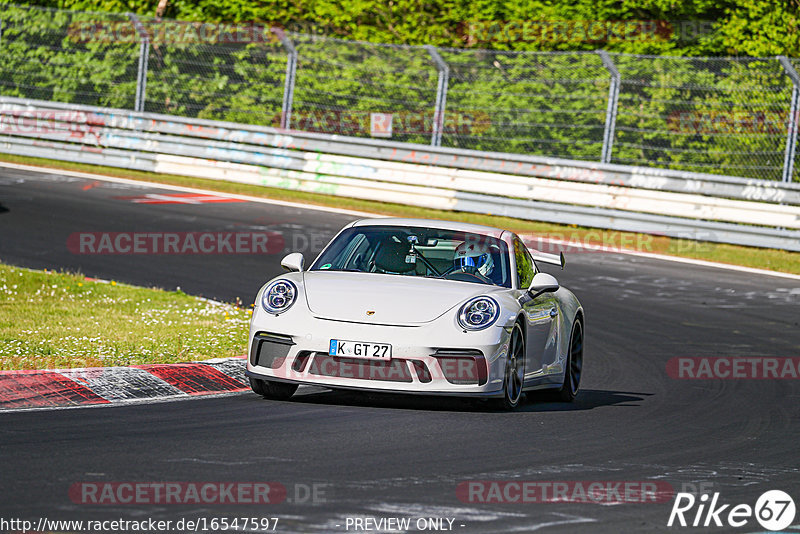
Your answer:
454,241 -> 494,275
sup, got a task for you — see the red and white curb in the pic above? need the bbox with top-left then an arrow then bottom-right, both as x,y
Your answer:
0,357 -> 248,411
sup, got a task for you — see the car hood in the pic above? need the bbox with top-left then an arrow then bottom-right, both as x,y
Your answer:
302,271 -> 496,325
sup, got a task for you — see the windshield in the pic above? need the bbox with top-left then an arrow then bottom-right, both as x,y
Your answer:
310,226 -> 511,287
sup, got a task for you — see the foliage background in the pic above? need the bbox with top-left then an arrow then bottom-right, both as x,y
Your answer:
0,0 -> 797,181
15,0 -> 798,57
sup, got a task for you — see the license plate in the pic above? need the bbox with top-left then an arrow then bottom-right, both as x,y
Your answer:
329,339 -> 391,360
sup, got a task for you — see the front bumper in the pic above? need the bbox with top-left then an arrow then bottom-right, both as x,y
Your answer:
246,310 -> 512,397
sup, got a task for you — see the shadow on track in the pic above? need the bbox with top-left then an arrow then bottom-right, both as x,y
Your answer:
522,389 -> 652,411
263,388 -> 651,413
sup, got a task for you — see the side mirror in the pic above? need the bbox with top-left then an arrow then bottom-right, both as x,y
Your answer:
528,272 -> 559,295
280,252 -> 305,272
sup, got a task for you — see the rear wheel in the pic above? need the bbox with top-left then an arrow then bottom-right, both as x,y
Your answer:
249,377 -> 298,400
496,323 -> 525,410
556,319 -> 583,402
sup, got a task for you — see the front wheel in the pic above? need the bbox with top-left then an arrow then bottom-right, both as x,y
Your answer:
495,322 -> 525,410
249,377 -> 298,400
556,319 -> 583,402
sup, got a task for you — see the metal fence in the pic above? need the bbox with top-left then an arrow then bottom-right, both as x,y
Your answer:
2,96 -> 799,252
0,2 -> 798,182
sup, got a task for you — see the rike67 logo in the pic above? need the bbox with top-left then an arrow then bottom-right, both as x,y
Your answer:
668,490 -> 796,531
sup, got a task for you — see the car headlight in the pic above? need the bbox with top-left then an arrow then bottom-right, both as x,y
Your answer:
261,280 -> 298,314
457,296 -> 499,331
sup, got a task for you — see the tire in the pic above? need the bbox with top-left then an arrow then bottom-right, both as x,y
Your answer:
556,319 -> 583,402
249,377 -> 298,400
495,322 -> 525,410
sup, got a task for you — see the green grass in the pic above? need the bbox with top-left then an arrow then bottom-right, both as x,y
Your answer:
0,263 -> 250,370
2,152 -> 800,275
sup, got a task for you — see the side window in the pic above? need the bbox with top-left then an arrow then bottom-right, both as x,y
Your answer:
513,238 -> 535,289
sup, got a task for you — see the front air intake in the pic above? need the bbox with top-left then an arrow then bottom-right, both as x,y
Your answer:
433,349 -> 487,386
250,332 -> 294,369
308,354 -> 413,383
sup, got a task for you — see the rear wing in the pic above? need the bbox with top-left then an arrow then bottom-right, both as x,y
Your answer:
531,251 -> 566,270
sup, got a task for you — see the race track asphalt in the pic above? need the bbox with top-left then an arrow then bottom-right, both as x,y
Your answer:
1,166 -> 799,533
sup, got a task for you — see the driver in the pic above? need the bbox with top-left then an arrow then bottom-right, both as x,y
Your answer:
453,241 -> 496,280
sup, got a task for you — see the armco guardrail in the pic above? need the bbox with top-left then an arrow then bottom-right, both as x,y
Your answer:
1,95 -> 800,251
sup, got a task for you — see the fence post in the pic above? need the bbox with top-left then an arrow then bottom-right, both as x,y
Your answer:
0,3 -> 5,49
779,56 -> 799,183
127,13 -> 149,113
425,45 -> 449,147
598,50 -> 620,164
272,28 -> 297,130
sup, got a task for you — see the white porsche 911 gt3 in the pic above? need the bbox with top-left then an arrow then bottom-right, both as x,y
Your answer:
245,218 -> 584,409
